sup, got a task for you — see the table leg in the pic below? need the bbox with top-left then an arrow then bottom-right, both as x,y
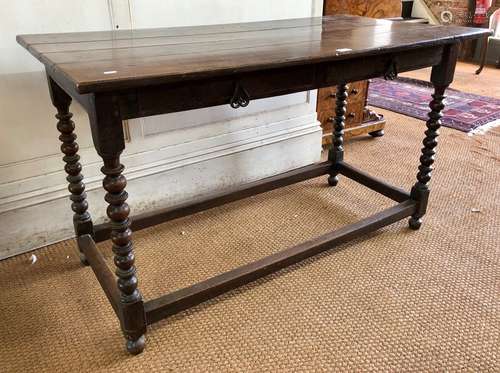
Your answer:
47,77 -> 93,265
409,44 -> 458,230
328,83 -> 348,186
101,155 -> 146,354
475,36 -> 489,75
80,93 -> 148,354
87,94 -> 147,354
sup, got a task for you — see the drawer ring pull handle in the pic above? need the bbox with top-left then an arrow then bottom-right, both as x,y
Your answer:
230,83 -> 250,109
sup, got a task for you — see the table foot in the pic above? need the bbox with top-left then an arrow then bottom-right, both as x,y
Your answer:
327,175 -> 339,186
408,216 -> 423,230
126,335 -> 145,355
79,253 -> 89,266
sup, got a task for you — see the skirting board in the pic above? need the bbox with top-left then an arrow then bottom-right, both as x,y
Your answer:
0,117 -> 321,259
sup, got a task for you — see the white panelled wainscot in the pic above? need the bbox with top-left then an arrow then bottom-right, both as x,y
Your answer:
0,0 -> 323,258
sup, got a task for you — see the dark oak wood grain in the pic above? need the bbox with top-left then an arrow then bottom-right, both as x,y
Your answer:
47,76 -> 94,265
327,83 -> 348,186
409,43 -> 459,230
78,235 -> 120,315
101,156 -> 146,354
337,162 -> 410,202
18,15 -> 488,93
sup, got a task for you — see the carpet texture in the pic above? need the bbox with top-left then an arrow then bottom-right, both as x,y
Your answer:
0,65 -> 499,372
368,77 -> 500,132
400,62 -> 500,99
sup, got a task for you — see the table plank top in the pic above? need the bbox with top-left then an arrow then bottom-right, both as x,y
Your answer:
17,15 -> 489,94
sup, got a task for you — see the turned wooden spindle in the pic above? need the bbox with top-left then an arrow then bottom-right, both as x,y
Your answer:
50,77 -> 93,264
407,44 -> 458,230
102,157 -> 145,354
409,86 -> 446,230
328,83 -> 348,186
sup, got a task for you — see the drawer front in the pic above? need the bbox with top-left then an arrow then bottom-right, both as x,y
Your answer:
317,80 -> 367,113
317,96 -> 366,131
347,81 -> 368,104
345,99 -> 366,128
318,110 -> 334,136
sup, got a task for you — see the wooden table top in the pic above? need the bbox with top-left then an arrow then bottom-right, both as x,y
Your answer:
18,15 -> 489,94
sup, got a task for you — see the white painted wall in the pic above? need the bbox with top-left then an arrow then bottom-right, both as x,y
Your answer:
0,0 -> 324,259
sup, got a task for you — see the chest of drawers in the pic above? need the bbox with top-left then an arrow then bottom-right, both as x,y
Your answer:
318,0 -> 403,144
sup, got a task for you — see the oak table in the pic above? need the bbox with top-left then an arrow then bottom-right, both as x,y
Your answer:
17,15 -> 489,355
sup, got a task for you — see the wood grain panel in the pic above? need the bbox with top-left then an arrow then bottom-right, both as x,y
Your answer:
324,0 -> 402,18
345,99 -> 366,128
17,15 -> 487,93
317,81 -> 366,111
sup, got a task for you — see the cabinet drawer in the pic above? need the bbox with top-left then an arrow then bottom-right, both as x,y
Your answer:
317,98 -> 365,131
345,99 -> 366,128
318,110 -> 333,135
347,81 -> 368,104
317,80 -> 367,113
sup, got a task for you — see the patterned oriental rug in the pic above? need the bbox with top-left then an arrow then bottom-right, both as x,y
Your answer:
368,77 -> 500,134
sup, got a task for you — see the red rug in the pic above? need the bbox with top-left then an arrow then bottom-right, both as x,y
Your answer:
368,77 -> 500,133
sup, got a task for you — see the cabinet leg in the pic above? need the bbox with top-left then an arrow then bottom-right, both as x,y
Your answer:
48,76 -> 93,265
475,36 -> 488,75
328,83 -> 348,186
369,129 -> 385,137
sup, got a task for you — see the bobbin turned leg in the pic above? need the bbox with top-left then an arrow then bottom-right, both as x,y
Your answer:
102,156 -> 145,354
328,83 -> 348,186
409,44 -> 458,230
47,76 -> 93,265
89,94 -> 146,354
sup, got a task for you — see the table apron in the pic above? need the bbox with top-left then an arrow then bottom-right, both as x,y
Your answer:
109,45 -> 444,120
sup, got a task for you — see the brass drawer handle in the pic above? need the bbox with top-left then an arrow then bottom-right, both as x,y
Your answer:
328,113 -> 354,122
331,89 -> 357,98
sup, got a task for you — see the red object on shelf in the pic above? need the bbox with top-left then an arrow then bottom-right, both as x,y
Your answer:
473,0 -> 493,25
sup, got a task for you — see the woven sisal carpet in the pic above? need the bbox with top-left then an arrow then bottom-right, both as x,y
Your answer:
1,66 -> 499,372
